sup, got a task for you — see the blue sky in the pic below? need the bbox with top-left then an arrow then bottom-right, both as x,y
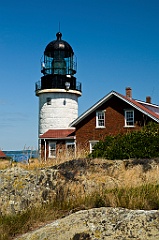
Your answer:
0,0 -> 159,150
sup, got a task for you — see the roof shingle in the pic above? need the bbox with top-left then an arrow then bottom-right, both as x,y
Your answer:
40,129 -> 75,139
118,92 -> 159,121
71,90 -> 159,127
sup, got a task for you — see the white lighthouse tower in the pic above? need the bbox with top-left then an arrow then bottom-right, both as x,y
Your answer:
35,32 -> 82,160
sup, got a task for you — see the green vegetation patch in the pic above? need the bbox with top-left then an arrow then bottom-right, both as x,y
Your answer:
90,122 -> 159,159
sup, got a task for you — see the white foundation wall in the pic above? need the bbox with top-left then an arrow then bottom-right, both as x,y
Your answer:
39,92 -> 78,135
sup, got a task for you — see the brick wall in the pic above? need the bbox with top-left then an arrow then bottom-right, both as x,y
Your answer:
75,96 -> 152,151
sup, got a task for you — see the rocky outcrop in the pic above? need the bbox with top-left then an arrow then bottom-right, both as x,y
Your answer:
0,159 -> 120,215
15,207 -> 159,240
0,165 -> 60,215
1,159 -> 159,239
1,158 -> 159,215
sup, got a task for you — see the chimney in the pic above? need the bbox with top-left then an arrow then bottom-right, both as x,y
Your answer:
146,96 -> 151,104
126,87 -> 132,99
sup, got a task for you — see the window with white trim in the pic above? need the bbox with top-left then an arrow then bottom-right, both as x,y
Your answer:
49,142 -> 56,158
96,111 -> 105,128
89,140 -> 99,153
124,110 -> 134,127
66,141 -> 75,158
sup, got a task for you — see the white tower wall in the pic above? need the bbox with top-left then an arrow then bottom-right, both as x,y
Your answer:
38,91 -> 79,135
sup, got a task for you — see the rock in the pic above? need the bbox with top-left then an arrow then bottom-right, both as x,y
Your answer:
1,158 -> 159,215
15,207 -> 159,240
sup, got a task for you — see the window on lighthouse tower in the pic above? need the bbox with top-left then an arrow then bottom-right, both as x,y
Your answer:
47,97 -> 51,105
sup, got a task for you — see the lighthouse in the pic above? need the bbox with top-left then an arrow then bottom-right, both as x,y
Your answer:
35,32 -> 82,160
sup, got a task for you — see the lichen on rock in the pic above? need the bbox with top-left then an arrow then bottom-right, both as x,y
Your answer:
15,207 -> 159,240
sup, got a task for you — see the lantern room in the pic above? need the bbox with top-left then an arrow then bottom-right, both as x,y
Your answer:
42,32 -> 76,76
35,32 -> 82,94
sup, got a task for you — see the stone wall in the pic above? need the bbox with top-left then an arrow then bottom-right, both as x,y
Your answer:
15,207 -> 159,240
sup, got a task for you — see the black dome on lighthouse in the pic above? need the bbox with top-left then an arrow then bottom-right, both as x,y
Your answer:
44,32 -> 74,58
35,31 -> 82,95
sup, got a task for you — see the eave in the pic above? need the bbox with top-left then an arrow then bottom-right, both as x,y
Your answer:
70,91 -> 159,127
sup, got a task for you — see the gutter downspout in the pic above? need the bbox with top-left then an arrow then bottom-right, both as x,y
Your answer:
44,139 -> 46,162
75,139 -> 76,158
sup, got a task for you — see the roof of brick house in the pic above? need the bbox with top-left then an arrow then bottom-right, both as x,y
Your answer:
40,129 -> 75,139
70,89 -> 159,127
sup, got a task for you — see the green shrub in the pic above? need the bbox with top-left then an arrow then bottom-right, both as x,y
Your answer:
90,122 -> 159,159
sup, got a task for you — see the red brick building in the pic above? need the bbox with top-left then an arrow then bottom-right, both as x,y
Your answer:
40,87 -> 159,160
70,87 -> 159,153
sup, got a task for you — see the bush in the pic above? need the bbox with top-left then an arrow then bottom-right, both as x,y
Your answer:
90,122 -> 159,159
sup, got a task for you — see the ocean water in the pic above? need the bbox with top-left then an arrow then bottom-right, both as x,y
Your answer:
4,150 -> 38,162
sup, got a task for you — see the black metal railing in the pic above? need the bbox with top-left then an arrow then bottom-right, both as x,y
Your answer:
35,76 -> 82,93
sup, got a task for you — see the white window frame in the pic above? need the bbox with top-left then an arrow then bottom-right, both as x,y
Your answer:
96,111 -> 105,128
49,142 -> 56,158
66,141 -> 76,157
89,140 -> 99,153
124,109 -> 134,127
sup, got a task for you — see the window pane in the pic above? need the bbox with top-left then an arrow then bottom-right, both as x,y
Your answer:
125,110 -> 134,126
47,98 -> 51,105
90,141 -> 99,153
66,143 -> 75,158
49,142 -> 56,158
96,111 -> 105,127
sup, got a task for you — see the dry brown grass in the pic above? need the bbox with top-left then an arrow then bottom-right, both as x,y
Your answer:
0,159 -> 11,170
17,147 -> 89,170
114,162 -> 159,187
1,154 -> 159,190
92,158 -> 159,187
